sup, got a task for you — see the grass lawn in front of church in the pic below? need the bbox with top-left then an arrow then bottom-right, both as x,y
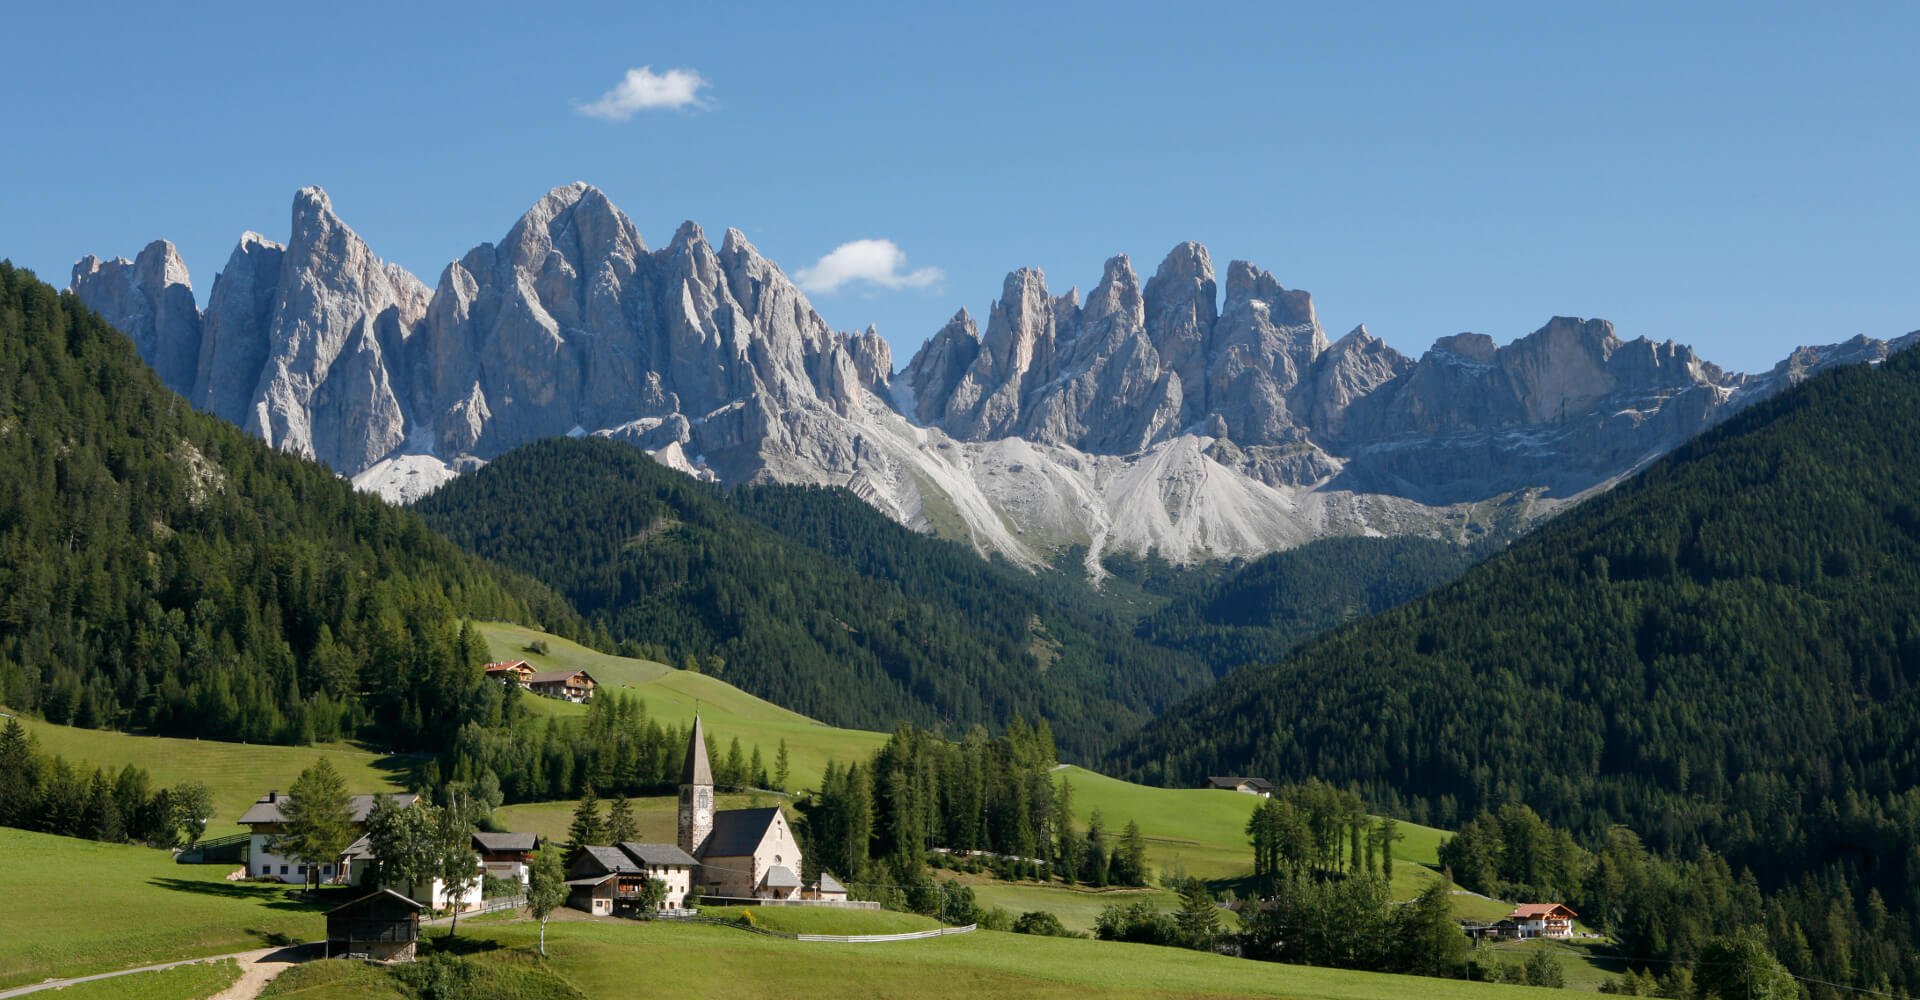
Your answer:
449,915 -> 1564,999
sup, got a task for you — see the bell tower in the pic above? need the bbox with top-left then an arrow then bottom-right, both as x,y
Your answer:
677,715 -> 714,856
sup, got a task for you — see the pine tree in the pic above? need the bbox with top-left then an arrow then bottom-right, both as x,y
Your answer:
1175,878 -> 1221,951
606,794 -> 636,844
0,718 -> 40,828
773,739 -> 790,792
274,758 -> 354,890
566,785 -> 605,861
1116,819 -> 1150,887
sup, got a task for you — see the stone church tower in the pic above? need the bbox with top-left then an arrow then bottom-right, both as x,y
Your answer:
677,715 -> 714,856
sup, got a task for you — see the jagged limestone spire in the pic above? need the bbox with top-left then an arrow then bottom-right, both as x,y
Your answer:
678,715 -> 713,856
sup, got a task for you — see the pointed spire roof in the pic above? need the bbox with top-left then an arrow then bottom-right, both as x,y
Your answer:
681,715 -> 712,787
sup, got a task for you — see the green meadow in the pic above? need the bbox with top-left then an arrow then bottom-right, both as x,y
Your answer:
475,621 -> 889,790
8,718 -> 408,839
0,828 -> 337,990
439,917 -> 1554,1000
24,960 -> 241,1000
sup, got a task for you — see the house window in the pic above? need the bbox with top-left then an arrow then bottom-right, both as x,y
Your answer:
279,865 -> 288,875
323,864 -> 333,875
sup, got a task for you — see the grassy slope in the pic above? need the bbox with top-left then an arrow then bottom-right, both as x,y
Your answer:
35,960 -> 241,1000
0,828 -> 342,989
461,918 -> 1552,1000
13,718 -> 408,839
477,621 -> 888,790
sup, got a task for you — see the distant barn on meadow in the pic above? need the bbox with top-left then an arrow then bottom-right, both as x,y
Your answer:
327,889 -> 424,961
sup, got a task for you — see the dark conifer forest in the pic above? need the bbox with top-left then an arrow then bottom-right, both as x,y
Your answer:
416,436 -> 1224,760
1117,344 -> 1920,985
0,264 -> 583,748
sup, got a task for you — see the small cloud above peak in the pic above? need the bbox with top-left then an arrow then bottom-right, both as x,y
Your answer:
577,66 -> 711,121
796,239 -> 944,295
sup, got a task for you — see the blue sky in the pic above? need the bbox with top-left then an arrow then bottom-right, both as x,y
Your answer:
3,1 -> 1915,373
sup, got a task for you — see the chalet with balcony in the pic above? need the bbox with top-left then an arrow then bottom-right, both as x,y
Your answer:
527,668 -> 596,703
483,660 -> 535,688
473,831 -> 539,885
567,841 -> 699,915
1509,903 -> 1577,938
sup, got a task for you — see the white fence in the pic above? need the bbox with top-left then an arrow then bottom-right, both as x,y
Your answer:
795,924 -> 977,943
698,896 -> 881,910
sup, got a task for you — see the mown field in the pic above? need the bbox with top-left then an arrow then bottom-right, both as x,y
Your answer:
0,828 -> 338,990
24,960 -> 241,1000
475,621 -> 889,790
443,917 -> 1557,1000
14,718 -> 408,839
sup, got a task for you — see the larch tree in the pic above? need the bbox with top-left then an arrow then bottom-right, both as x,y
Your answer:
274,758 -> 354,891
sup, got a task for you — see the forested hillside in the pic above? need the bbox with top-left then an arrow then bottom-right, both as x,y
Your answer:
0,263 -> 583,748
1136,536 -> 1482,673
416,437 -> 1218,759
1117,343 -> 1920,975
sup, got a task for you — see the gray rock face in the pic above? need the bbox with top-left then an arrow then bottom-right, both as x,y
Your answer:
71,241 -> 203,392
902,243 -> 1885,504
75,185 -> 1919,570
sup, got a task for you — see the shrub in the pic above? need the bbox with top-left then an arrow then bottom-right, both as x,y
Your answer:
1012,910 -> 1078,938
1095,900 -> 1177,946
978,906 -> 1015,932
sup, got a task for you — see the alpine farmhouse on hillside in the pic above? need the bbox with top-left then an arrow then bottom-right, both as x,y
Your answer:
238,790 -> 529,911
484,660 -> 597,703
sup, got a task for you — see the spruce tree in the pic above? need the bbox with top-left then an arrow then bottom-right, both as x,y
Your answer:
773,739 -> 790,792
566,785 -> 605,861
606,794 -> 636,844
0,718 -> 40,828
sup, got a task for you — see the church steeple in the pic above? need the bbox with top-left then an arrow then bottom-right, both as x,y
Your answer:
678,715 -> 713,856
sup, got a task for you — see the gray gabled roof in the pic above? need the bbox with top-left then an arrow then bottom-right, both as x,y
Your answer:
239,792 -> 418,826
681,715 -> 712,787
763,865 -> 801,889
816,872 -> 847,894
700,807 -> 781,858
472,831 -> 537,853
528,669 -> 594,685
620,842 -> 697,868
326,888 -> 423,915
576,845 -> 640,875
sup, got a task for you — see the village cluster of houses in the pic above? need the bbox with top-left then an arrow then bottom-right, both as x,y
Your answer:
482,660 -> 597,703
240,716 -> 852,960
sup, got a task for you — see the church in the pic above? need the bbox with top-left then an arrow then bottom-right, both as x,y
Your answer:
678,716 -> 836,901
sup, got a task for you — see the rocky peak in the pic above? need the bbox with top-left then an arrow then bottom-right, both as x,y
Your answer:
1082,255 -> 1144,328
71,239 -> 203,393
1144,241 -> 1218,426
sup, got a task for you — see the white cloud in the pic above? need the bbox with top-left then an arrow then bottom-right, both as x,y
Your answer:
795,239 -> 944,294
577,66 -> 710,120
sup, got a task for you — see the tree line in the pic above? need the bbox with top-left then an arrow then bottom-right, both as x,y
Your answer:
414,437 -> 1227,761
0,264 -> 586,751
1440,803 -> 1919,997
1117,345 -> 1920,996
795,720 -> 1152,911
0,716 -> 212,849
445,690 -> 783,807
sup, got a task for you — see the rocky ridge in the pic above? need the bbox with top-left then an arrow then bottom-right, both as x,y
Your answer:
73,185 -> 1919,571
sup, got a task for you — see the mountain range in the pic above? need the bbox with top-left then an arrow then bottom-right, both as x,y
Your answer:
73,184 -> 1919,571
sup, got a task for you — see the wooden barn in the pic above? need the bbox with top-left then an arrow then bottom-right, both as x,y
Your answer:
326,889 -> 424,961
